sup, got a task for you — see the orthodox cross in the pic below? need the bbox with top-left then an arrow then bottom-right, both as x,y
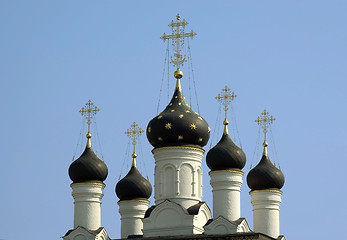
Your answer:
215,86 -> 237,124
255,109 -> 276,141
79,100 -> 99,135
125,122 -> 144,166
161,14 -> 196,69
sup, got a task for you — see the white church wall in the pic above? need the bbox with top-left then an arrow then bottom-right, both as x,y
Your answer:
153,147 -> 205,209
71,182 -> 105,231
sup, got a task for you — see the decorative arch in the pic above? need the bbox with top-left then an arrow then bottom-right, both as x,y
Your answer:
197,167 -> 203,198
204,216 -> 250,235
163,164 -> 176,197
179,163 -> 194,196
144,200 -> 189,228
154,166 -> 159,198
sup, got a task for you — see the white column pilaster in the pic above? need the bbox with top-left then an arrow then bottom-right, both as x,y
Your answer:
209,170 -> 243,221
250,189 -> 282,239
71,182 -> 105,231
118,200 -> 150,239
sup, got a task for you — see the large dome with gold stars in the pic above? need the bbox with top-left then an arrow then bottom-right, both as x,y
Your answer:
147,77 -> 210,148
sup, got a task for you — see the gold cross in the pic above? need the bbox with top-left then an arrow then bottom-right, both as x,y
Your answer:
125,122 -> 144,157
161,14 -> 196,69
255,109 -> 276,141
215,86 -> 237,122
79,100 -> 99,134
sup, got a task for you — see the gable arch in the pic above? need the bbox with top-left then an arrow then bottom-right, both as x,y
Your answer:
179,163 -> 194,196
163,164 -> 176,197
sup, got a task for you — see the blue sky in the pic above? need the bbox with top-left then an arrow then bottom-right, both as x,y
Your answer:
1,1 -> 346,239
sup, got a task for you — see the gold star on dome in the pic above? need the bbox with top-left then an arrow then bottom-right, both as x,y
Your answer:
198,116 -> 203,121
178,102 -> 182,105
148,127 -> 151,133
170,103 -> 173,106
171,109 -> 175,112
165,123 -> 172,129
198,138 -> 203,142
179,114 -> 184,118
158,137 -> 163,141
158,115 -> 162,119
178,135 -> 184,140
208,127 -> 211,133
186,110 -> 190,113
190,124 -> 197,131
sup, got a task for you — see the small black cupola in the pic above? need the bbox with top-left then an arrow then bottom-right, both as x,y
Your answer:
206,120 -> 246,171
247,110 -> 284,191
117,122 -> 153,201
69,133 -> 108,183
247,141 -> 285,191
147,69 -> 210,148
206,86 -> 246,171
116,153 -> 152,201
69,101 -> 108,183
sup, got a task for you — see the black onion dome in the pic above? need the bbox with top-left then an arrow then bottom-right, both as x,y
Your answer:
247,151 -> 285,191
206,127 -> 246,171
116,165 -> 152,201
68,144 -> 108,183
147,80 -> 210,148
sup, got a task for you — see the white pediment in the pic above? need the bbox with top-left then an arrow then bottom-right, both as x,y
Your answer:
204,216 -> 251,235
63,226 -> 108,240
142,200 -> 212,237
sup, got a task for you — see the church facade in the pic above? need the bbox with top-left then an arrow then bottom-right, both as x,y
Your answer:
62,15 -> 286,240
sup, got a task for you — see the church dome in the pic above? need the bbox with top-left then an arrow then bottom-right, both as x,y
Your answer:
206,125 -> 246,171
147,76 -> 210,148
68,136 -> 108,183
116,161 -> 152,201
247,142 -> 284,190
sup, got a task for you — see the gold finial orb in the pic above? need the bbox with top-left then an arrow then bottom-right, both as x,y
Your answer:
174,68 -> 183,79
86,132 -> 92,139
132,153 -> 137,159
223,119 -> 229,125
176,14 -> 180,20
263,140 -> 268,147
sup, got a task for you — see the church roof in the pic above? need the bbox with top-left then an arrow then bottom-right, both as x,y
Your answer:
206,125 -> 246,171
64,226 -> 106,238
144,201 -> 208,218
112,233 -> 285,240
247,142 -> 285,191
147,77 -> 210,148
68,141 -> 108,183
116,164 -> 152,201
